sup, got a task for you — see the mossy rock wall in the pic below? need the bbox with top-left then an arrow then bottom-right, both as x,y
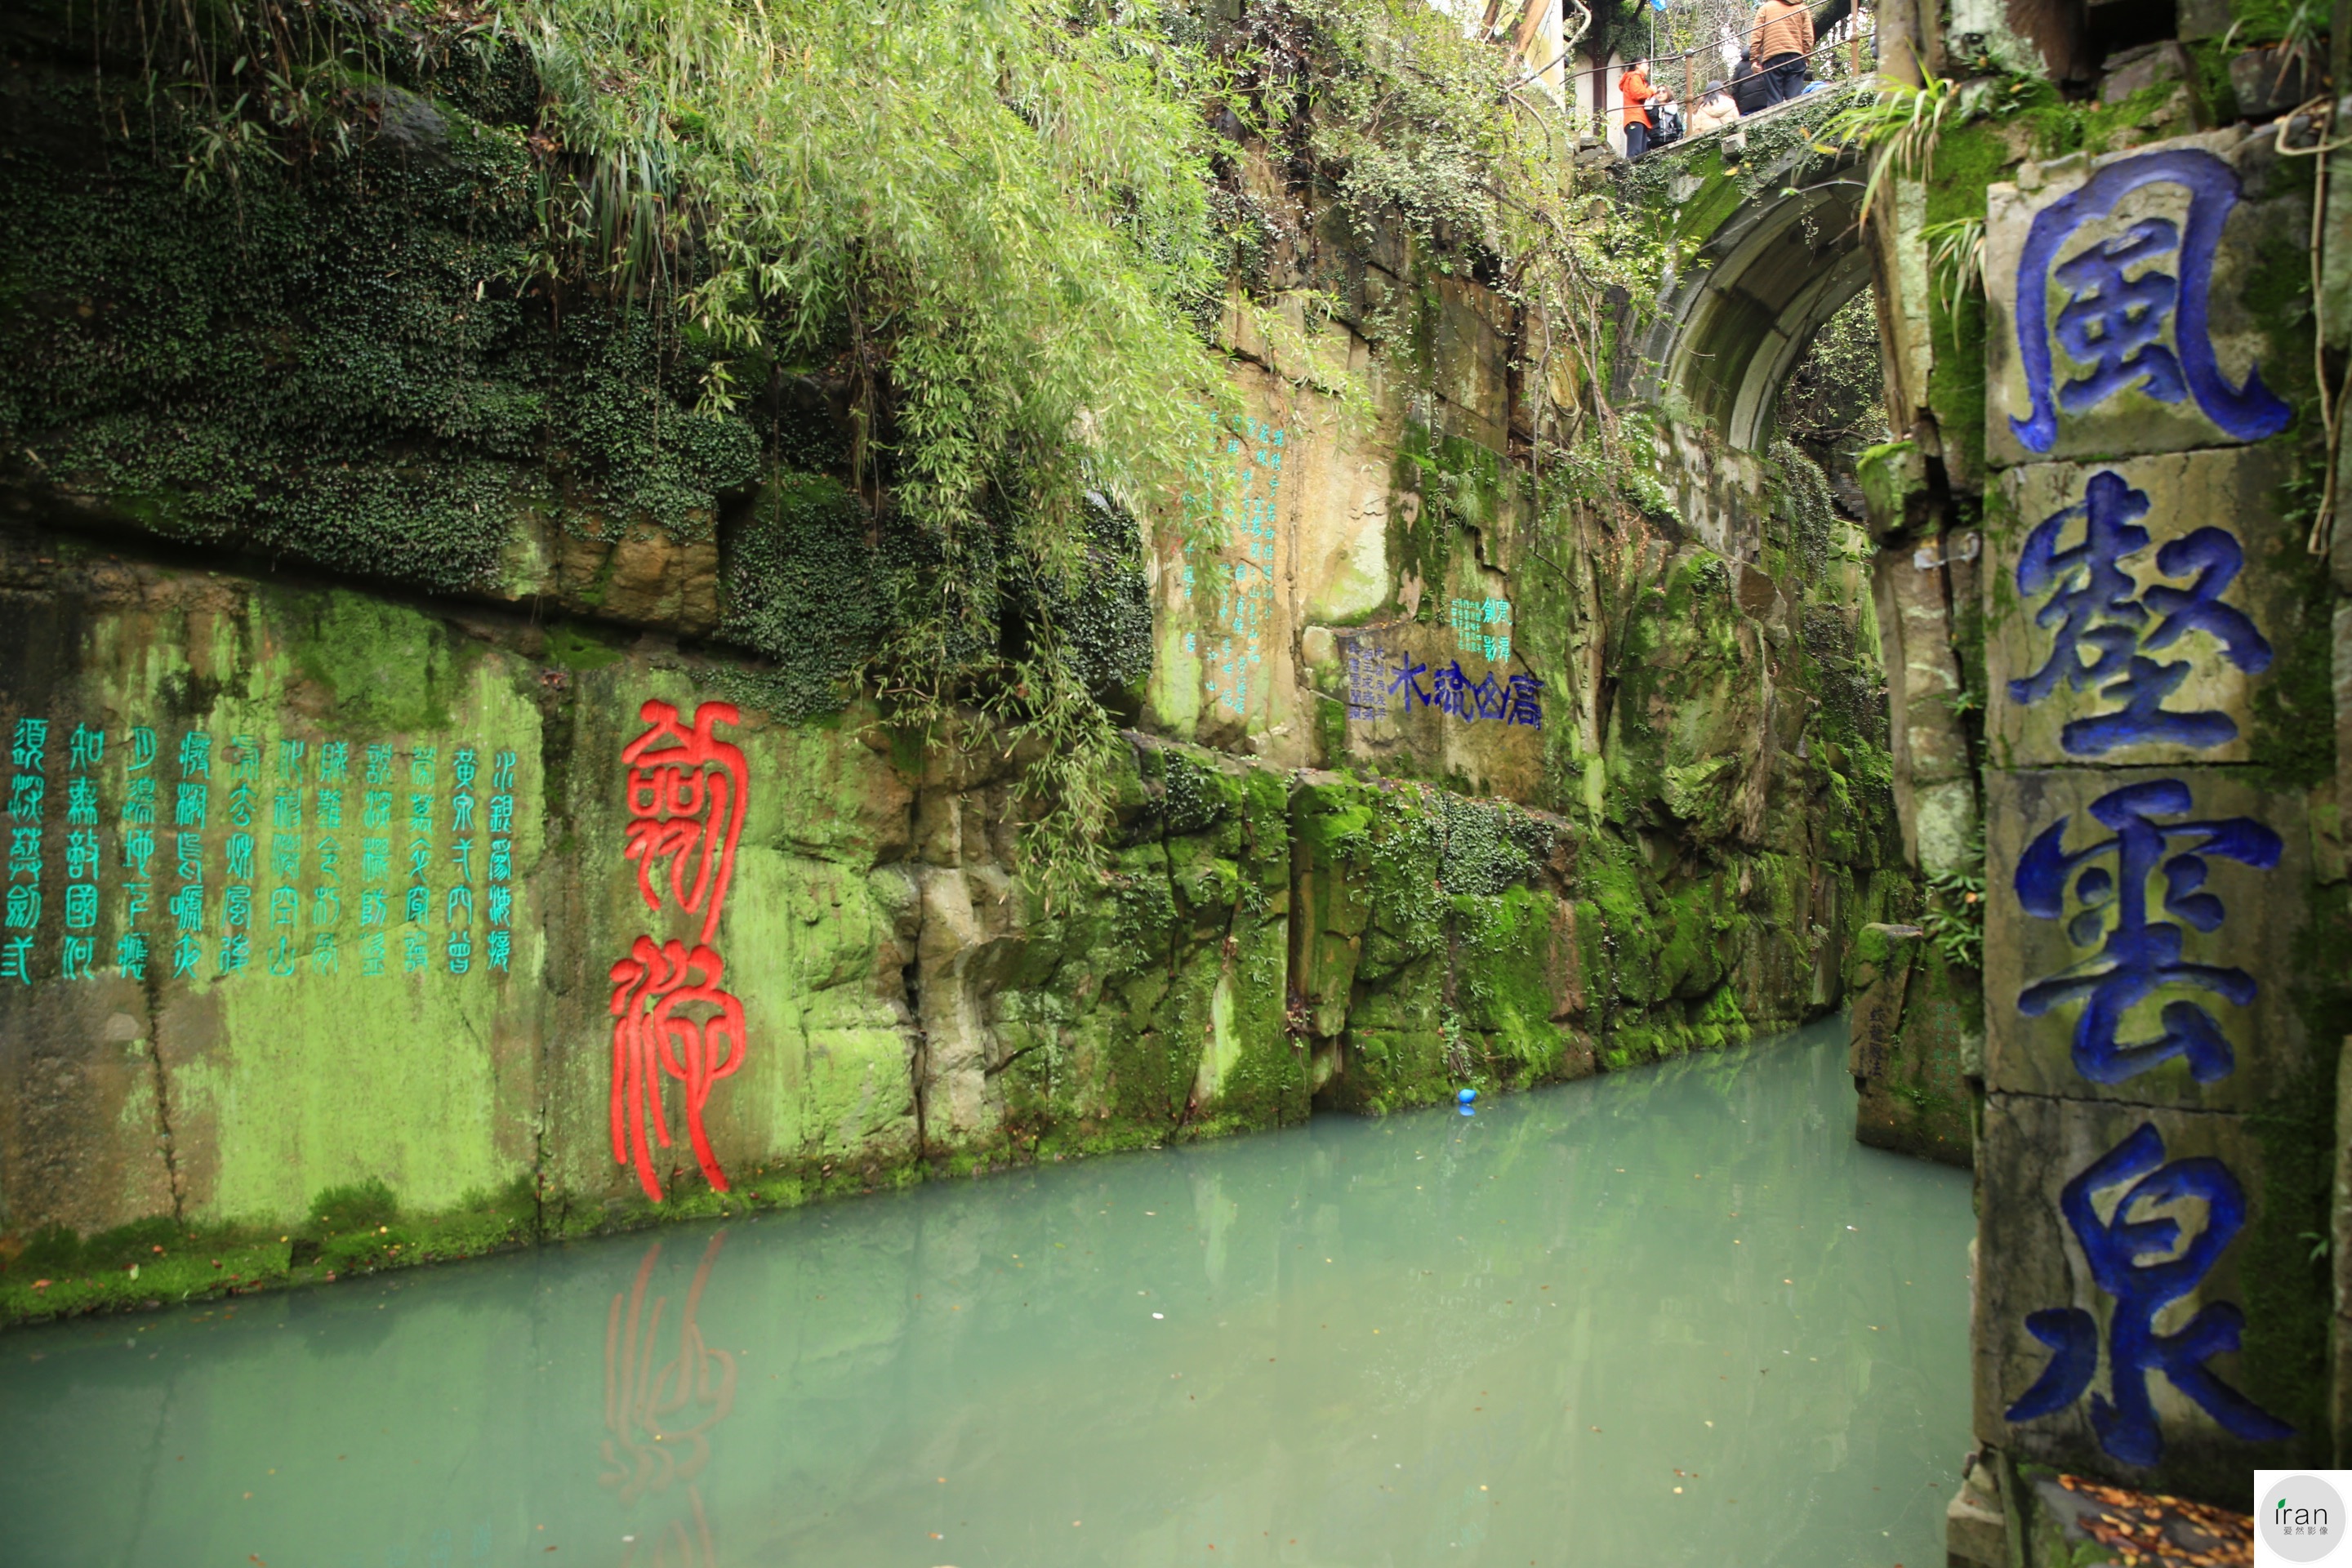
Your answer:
0,20 -> 1905,1325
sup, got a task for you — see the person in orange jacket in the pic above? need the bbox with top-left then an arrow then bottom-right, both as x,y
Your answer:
1620,58 -> 1656,159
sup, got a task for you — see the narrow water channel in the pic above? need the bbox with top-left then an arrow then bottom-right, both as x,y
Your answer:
1,1019 -> 1972,1567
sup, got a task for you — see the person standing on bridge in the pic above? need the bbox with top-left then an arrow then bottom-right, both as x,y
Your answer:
1747,0 -> 1815,105
1619,57 -> 1658,159
1687,81 -> 1740,136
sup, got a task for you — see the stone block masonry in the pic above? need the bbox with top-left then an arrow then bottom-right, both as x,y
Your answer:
1972,127 -> 2347,1504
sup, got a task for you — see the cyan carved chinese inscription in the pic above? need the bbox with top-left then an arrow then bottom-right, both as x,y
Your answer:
2008,470 -> 2272,755
2005,1121 -> 2292,1465
4,714 -> 518,984
2011,149 -> 2292,452
2014,777 -> 2279,1086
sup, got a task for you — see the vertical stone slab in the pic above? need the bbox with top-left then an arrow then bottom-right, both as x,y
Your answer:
1974,127 -> 2338,1505
1982,128 -> 2306,470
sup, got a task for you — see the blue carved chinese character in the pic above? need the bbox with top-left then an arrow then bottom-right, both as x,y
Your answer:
2009,471 -> 2270,755
2011,150 -> 2292,452
1432,662 -> 1469,719
1388,658 -> 1430,712
67,724 -> 104,771
2007,1122 -> 2292,1464
2014,778 -> 2280,1085
1504,674 -> 1544,728
178,732 -> 211,778
117,932 -> 148,980
1467,670 -> 1506,721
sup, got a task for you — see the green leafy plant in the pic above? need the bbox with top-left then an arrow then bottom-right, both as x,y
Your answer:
1820,69 -> 1975,227
1922,215 -> 1985,319
1920,852 -> 1985,971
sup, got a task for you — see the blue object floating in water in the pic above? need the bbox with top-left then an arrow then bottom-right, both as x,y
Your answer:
1459,1106 -> 1476,1116
1456,1088 -> 1477,1105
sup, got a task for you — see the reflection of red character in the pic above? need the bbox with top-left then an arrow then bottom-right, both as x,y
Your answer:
611,700 -> 751,1202
610,938 -> 747,1201
603,1236 -> 735,1567
623,701 -> 747,946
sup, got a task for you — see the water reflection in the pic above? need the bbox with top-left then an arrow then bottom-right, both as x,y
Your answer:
604,1235 -> 734,1566
0,1020 -> 1973,1567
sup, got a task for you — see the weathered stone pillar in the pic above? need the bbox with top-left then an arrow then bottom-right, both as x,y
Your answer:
1962,123 -> 2345,1555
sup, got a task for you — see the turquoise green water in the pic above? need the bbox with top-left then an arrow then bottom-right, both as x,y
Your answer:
0,1020 -> 1973,1567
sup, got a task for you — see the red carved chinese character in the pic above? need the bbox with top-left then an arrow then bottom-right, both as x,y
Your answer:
609,937 -> 747,1202
621,700 -> 747,946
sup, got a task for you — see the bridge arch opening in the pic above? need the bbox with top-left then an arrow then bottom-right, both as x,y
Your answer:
1624,142 -> 1876,457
